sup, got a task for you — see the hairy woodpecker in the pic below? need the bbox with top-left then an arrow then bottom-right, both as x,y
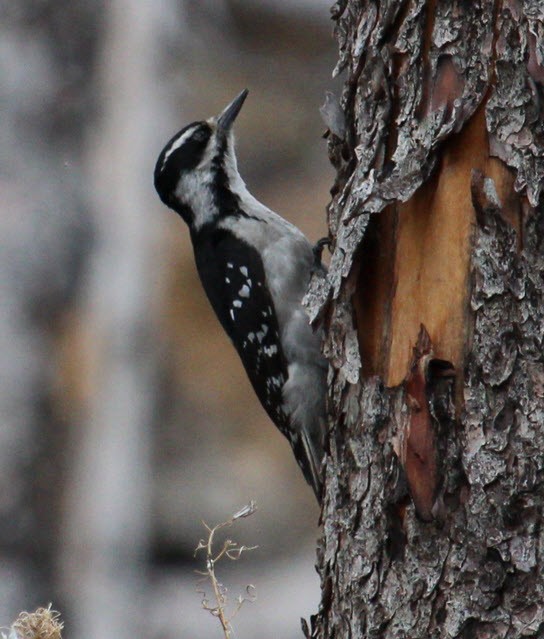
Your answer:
154,90 -> 327,501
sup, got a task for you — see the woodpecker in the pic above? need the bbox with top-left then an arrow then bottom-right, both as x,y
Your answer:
154,90 -> 327,501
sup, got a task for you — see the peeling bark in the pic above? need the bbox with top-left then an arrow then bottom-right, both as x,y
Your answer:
309,2 -> 544,637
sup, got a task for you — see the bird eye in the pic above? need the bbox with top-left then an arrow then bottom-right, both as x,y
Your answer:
192,128 -> 208,142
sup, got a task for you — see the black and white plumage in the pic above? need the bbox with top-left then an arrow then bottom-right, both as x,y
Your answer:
154,90 -> 327,501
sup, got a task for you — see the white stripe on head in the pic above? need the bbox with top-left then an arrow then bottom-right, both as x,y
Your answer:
195,117 -> 222,170
160,125 -> 200,171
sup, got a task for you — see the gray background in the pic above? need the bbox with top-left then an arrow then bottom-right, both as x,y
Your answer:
0,1 -> 338,637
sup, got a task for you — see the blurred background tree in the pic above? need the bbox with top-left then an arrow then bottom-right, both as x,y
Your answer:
0,1 -> 339,638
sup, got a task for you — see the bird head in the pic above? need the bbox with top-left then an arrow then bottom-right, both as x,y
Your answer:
154,89 -> 248,228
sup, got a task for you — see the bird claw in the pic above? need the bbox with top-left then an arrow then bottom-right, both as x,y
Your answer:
312,237 -> 331,270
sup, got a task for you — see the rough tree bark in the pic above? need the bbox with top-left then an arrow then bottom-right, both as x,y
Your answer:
305,2 -> 544,637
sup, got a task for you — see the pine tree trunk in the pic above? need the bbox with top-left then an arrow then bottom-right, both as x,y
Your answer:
307,2 -> 544,637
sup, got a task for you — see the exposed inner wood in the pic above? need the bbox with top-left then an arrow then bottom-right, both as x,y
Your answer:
354,207 -> 397,378
354,104 -> 519,387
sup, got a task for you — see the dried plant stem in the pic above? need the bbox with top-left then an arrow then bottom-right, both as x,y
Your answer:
2,605 -> 63,639
195,502 -> 258,638
206,521 -> 233,637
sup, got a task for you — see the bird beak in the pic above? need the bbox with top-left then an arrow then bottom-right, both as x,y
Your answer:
216,89 -> 248,132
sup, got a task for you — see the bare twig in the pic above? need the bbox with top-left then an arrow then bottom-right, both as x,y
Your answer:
195,502 -> 258,638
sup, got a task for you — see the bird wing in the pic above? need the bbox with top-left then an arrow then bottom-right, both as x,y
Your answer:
194,227 -> 291,435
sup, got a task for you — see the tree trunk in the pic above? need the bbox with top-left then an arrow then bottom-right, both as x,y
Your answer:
59,3 -> 168,638
308,2 -> 544,637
